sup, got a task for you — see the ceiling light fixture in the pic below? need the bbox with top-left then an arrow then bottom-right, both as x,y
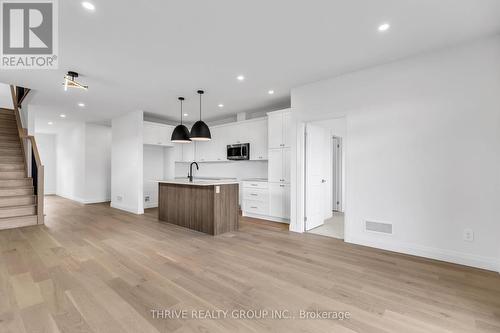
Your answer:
268,90 -> 274,95
171,97 -> 191,143
183,113 -> 188,117
78,102 -> 85,107
218,104 -> 224,108
60,114 -> 66,118
63,71 -> 88,91
236,75 -> 245,81
190,90 -> 211,141
378,23 -> 390,32
48,121 -> 53,125
81,2 -> 95,11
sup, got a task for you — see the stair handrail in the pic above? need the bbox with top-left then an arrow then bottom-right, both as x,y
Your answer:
9,84 -> 44,225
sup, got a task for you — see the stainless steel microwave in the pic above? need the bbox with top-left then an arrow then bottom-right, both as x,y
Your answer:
227,143 -> 250,160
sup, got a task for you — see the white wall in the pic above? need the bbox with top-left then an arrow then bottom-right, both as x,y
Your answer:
84,124 -> 112,203
56,123 -> 86,202
35,133 -> 57,195
0,83 -> 13,109
291,36 -> 500,271
50,122 -> 112,203
143,145 -> 175,208
111,110 -> 144,214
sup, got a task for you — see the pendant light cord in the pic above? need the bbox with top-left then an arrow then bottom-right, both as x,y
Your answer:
180,99 -> 183,125
199,93 -> 202,121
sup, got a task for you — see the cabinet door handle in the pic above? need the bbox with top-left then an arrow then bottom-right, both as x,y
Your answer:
250,193 -> 258,196
280,185 -> 285,187
251,184 -> 258,186
251,206 -> 258,209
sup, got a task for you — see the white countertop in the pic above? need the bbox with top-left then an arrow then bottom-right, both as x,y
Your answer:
157,179 -> 240,186
241,178 -> 268,182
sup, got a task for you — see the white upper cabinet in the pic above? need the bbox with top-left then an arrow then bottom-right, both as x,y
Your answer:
267,109 -> 291,149
174,142 -> 195,162
268,113 -> 284,149
239,118 -> 267,160
143,121 -> 174,146
283,111 -> 291,148
192,118 -> 268,162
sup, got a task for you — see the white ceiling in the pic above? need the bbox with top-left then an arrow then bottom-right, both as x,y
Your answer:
1,0 -> 500,125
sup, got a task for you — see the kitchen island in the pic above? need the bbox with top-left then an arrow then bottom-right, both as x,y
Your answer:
158,179 -> 239,235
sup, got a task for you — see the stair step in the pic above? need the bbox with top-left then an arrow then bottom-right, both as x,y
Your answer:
0,147 -> 22,156
0,215 -> 38,230
0,116 -> 16,123
0,134 -> 19,141
0,128 -> 17,136
0,156 -> 24,163
0,171 -> 26,179
0,187 -> 33,196
0,147 -> 22,155
0,108 -> 15,116
0,195 -> 35,207
0,204 -> 36,218
0,141 -> 21,148
0,163 -> 24,171
0,178 -> 32,188
0,120 -> 17,128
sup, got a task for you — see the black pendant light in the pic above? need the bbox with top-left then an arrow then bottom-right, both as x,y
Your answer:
190,90 -> 211,141
171,97 -> 192,143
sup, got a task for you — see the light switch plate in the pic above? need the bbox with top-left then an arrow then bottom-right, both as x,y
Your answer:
215,186 -> 220,194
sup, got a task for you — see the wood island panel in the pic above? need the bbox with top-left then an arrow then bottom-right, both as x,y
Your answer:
158,183 -> 239,235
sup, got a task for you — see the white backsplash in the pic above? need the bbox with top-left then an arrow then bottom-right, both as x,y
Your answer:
175,161 -> 268,180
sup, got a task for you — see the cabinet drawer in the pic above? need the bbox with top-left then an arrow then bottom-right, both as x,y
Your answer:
242,181 -> 268,189
243,188 -> 268,202
242,200 -> 269,215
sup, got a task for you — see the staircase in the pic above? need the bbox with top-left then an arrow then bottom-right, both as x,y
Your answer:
0,85 -> 43,230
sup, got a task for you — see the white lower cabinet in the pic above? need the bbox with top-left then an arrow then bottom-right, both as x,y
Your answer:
242,180 -> 289,223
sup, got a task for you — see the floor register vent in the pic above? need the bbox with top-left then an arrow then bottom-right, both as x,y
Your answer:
365,220 -> 393,234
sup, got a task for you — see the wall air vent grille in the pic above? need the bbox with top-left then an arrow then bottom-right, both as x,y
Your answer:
365,220 -> 393,234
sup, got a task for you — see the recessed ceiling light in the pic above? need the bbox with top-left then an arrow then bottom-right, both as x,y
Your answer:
59,114 -> 66,118
78,102 -> 85,107
378,23 -> 390,32
81,2 -> 95,11
236,75 -> 245,81
268,90 -> 274,95
183,113 -> 188,117
48,121 -> 53,125
218,104 -> 224,108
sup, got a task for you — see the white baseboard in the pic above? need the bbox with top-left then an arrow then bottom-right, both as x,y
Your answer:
144,202 -> 158,209
243,212 -> 290,224
82,198 -> 111,204
347,236 -> 499,272
110,202 -> 144,215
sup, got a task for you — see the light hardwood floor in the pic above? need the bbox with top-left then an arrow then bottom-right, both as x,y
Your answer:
1,196 -> 499,333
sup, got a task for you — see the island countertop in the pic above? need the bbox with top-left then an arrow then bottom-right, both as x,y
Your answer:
156,179 -> 239,186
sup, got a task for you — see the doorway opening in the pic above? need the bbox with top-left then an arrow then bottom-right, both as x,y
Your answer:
304,119 -> 345,240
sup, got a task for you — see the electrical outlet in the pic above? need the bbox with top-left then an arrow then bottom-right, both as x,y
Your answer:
145,195 -> 150,202
116,195 -> 123,202
463,228 -> 474,242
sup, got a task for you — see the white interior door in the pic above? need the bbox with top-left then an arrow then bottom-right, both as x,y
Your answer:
305,124 -> 329,231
